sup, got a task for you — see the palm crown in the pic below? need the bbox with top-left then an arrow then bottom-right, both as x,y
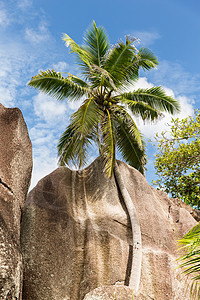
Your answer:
29,21 -> 180,177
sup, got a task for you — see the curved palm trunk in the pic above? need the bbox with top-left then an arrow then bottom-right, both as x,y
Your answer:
114,161 -> 142,293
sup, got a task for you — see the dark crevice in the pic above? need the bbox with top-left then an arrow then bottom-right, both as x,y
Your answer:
124,245 -> 133,286
113,219 -> 131,228
0,178 -> 14,194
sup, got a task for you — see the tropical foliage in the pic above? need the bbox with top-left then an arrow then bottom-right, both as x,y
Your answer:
153,110 -> 200,207
29,21 -> 180,176
178,223 -> 200,299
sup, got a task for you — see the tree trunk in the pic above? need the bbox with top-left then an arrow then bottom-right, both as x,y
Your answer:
114,161 -> 142,293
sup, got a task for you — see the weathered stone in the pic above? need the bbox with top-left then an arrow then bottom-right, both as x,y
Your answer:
0,104 -> 32,299
170,196 -> 200,222
21,158 -> 196,300
83,285 -> 135,300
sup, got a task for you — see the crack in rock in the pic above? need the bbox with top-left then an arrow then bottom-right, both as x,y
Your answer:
113,219 -> 130,228
0,178 -> 14,194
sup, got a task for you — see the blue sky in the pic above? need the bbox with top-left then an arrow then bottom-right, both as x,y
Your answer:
0,0 -> 199,189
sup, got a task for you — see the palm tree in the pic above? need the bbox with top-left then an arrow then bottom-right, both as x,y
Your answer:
28,21 -> 180,293
178,224 -> 200,299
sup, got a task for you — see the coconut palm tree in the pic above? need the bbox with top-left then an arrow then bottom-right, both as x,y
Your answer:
28,21 -> 180,292
178,224 -> 200,299
29,21 -> 180,177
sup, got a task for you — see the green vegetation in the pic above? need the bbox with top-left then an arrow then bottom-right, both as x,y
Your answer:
178,223 -> 200,299
29,21 -> 180,177
153,110 -> 200,298
153,110 -> 200,208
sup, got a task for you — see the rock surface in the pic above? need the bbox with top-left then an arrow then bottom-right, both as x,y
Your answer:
83,285 -> 135,300
21,158 -> 197,300
0,104 -> 32,300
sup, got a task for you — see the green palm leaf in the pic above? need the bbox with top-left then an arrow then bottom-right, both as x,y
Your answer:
62,33 -> 91,75
29,69 -> 89,101
83,20 -> 109,67
121,86 -> 181,114
137,47 -> 158,71
178,223 -> 200,299
105,37 -> 139,87
119,97 -> 162,121
113,106 -> 146,174
70,74 -> 90,88
58,98 -> 103,167
57,124 -> 80,166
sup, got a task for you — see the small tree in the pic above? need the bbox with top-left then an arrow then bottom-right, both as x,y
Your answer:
153,110 -> 200,208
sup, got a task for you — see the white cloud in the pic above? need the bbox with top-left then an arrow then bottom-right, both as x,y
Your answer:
0,0 -> 33,28
30,126 -> 55,145
0,54 -> 25,107
151,60 -> 200,95
29,122 -> 64,190
25,22 -> 50,44
0,8 -> 9,26
124,77 -> 195,138
30,144 -> 58,190
52,61 -> 69,73
0,86 -> 16,106
132,30 -> 160,46
130,77 -> 154,90
33,93 -> 67,123
0,48 -> 32,107
30,93 -> 71,189
135,94 -> 194,138
17,0 -> 32,10
67,98 -> 84,111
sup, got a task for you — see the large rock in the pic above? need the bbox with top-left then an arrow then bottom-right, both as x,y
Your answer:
0,104 -> 32,299
21,158 -> 197,300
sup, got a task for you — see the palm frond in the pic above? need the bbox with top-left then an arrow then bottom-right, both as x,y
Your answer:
179,225 -> 200,248
70,74 -> 90,88
118,96 -> 162,121
57,124 -> 80,166
89,64 -> 117,90
138,47 -> 158,71
178,224 -> 200,299
83,21 -> 109,67
121,86 -> 181,114
112,106 -> 146,174
71,97 -> 102,136
105,37 -> 139,87
101,109 -> 115,177
29,69 -> 90,101
58,98 -> 103,167
62,34 -> 91,70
